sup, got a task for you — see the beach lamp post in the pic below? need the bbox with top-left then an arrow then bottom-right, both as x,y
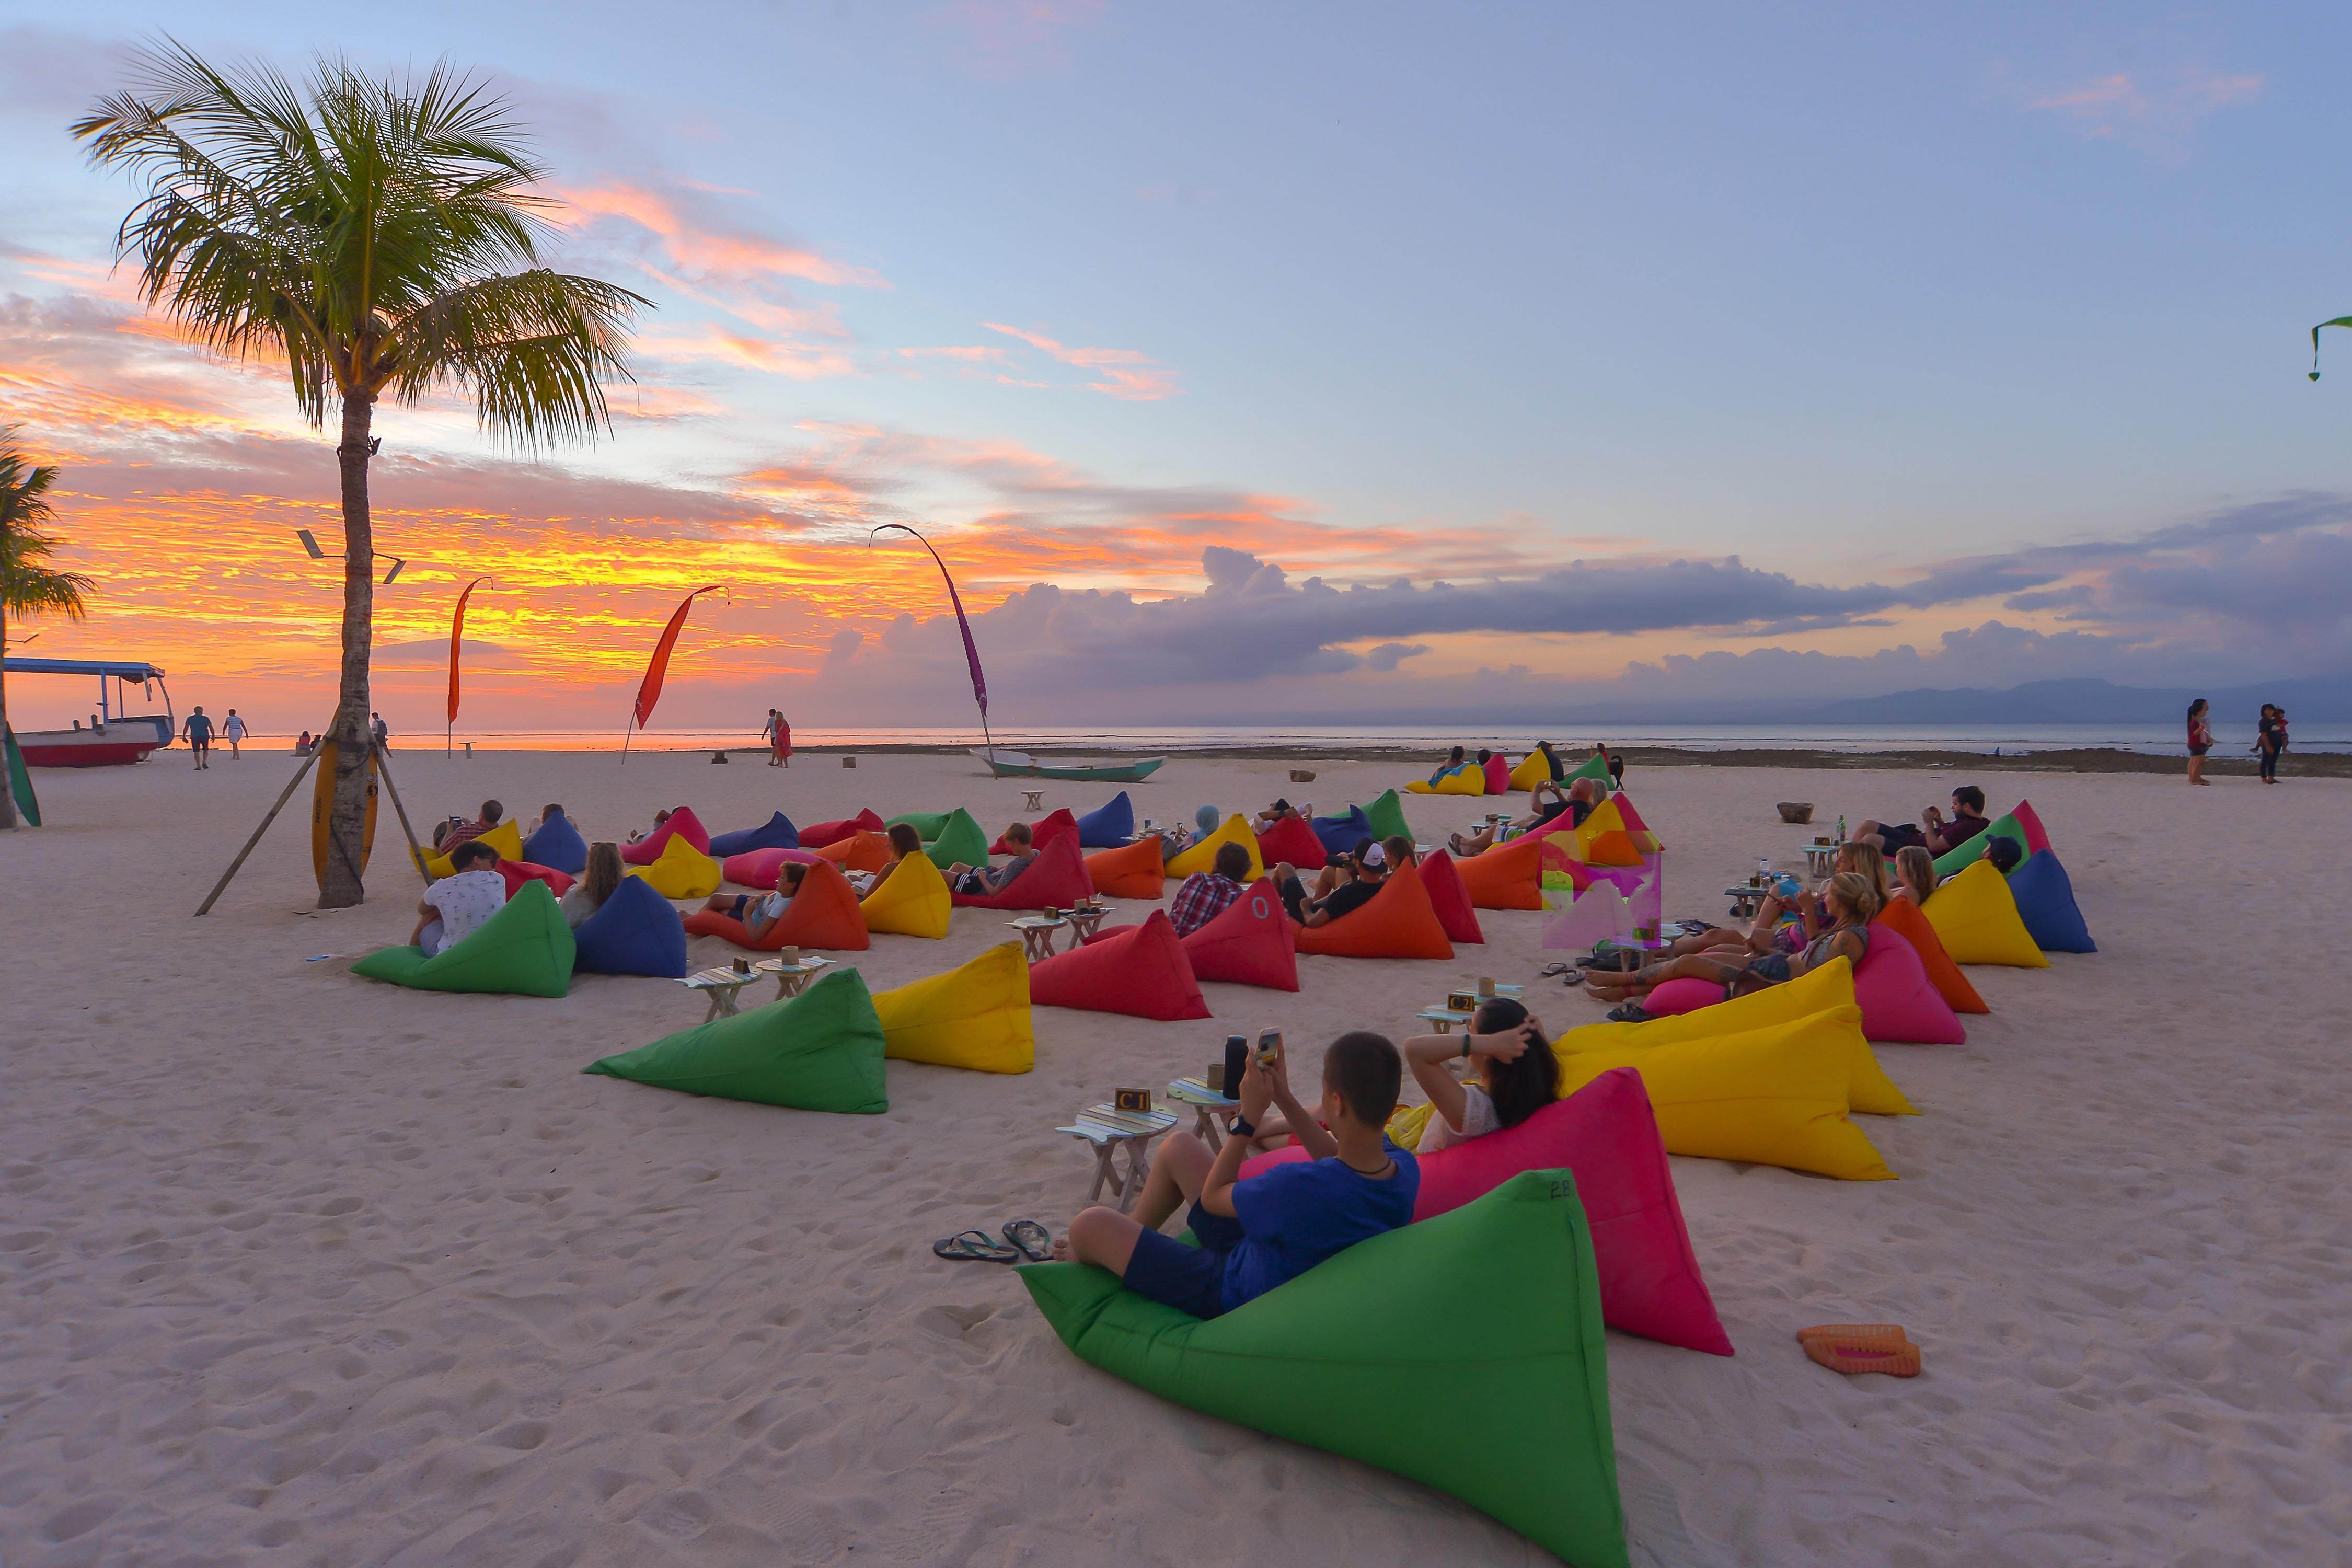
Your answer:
294,528 -> 407,584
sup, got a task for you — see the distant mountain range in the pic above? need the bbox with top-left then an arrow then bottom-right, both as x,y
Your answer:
1267,676 -> 2352,730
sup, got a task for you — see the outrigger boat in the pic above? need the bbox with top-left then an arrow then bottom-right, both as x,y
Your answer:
971,746 -> 1164,783
2,658 -> 177,767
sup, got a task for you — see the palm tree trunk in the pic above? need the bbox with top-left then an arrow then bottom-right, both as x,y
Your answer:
318,394 -> 376,907
0,631 -> 15,832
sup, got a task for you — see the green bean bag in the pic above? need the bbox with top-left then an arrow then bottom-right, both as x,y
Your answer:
351,880 -> 574,997
1020,1172 -> 1628,1568
886,809 -> 951,839
1361,787 -> 1411,843
1930,810 -> 2031,879
1563,751 -> 1614,794
921,806 -> 990,871
581,967 -> 888,1113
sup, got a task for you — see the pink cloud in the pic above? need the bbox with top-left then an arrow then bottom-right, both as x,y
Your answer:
551,181 -> 887,289
938,0 -> 1105,77
2017,65 -> 2263,145
982,321 -> 1179,400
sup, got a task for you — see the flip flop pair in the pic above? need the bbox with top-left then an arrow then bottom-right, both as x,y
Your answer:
1797,1322 -> 1921,1377
932,1219 -> 1053,1264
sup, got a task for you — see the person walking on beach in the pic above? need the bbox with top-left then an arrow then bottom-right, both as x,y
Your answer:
2186,699 -> 2213,786
372,711 -> 389,751
181,705 -> 213,768
222,708 -> 247,759
2256,704 -> 2286,785
763,707 -> 791,767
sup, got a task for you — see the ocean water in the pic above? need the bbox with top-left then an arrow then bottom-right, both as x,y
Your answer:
400,722 -> 2350,756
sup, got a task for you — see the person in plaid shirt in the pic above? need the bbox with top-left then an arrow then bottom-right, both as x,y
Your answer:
1169,842 -> 1254,936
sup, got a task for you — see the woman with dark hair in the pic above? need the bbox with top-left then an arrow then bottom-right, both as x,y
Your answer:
1426,745 -> 1468,786
2186,699 -> 2212,786
2256,703 -> 2285,785
1400,998 -> 1559,1155
1585,871 -> 1880,1019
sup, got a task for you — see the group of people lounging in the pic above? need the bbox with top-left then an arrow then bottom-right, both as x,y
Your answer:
1447,776 -> 1604,857
1424,739 -> 1623,790
1160,830 -> 1423,938
1047,998 -> 1555,1320
410,801 -> 635,955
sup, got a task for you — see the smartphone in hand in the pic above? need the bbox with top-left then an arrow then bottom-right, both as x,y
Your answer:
1254,1029 -> 1282,1070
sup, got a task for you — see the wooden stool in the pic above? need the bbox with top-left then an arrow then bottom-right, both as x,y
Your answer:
1007,916 -> 1069,962
681,966 -> 763,1021
1165,1078 -> 1241,1152
1065,905 -> 1108,944
755,954 -> 834,1000
1057,1103 -> 1179,1212
1020,788 -> 1046,813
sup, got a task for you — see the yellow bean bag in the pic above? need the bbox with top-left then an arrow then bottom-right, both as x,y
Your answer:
1404,767 -> 1487,797
1166,813 -> 1265,879
1505,752 -> 1551,792
421,818 -> 522,880
1560,958 -> 1914,1116
859,851 -> 951,939
871,941 -> 1034,1073
1924,860 -> 2050,968
625,833 -> 722,900
1558,1007 -> 1896,1180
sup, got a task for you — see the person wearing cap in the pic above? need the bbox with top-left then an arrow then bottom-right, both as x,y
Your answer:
1274,838 -> 1388,927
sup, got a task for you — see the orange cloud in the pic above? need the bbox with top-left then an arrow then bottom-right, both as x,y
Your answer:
982,321 -> 1179,400
550,181 -> 888,290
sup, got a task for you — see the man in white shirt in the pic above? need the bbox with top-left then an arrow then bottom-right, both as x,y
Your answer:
222,709 -> 248,759
408,840 -> 508,956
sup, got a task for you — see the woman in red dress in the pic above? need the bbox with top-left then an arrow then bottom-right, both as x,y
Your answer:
764,708 -> 792,768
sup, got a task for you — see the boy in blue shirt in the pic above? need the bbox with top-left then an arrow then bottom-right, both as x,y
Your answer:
1053,1031 -> 1418,1318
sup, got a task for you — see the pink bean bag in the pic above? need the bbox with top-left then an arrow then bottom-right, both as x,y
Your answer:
1253,814 -> 1327,871
2011,798 -> 2053,856
990,807 -> 1079,858
721,846 -> 822,889
799,809 -> 885,849
619,806 -> 710,866
1636,928 -> 1965,1045
1482,753 -> 1510,793
1416,848 -> 1484,945
1243,1067 -> 1732,1355
949,834 -> 1097,910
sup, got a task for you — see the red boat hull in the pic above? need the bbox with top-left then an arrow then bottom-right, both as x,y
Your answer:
17,728 -> 160,767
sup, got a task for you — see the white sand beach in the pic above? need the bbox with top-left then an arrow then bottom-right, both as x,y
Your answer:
3,748 -> 2345,1566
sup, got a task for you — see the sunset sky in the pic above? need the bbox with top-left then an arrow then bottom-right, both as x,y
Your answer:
5,2 -> 2351,737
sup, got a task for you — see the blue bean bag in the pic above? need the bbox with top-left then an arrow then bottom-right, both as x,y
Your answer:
1076,791 -> 1136,849
708,810 -> 799,859
2007,849 -> 2095,953
572,874 -> 691,977
1309,805 -> 1375,860
521,812 -> 588,875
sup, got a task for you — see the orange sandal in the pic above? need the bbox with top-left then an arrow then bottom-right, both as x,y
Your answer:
1797,1323 -> 1920,1377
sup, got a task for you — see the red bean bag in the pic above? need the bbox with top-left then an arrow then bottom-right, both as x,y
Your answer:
815,829 -> 893,874
991,807 -> 1079,858
1253,814 -> 1327,871
1030,908 -> 1209,1021
1294,866 -> 1454,960
1482,753 -> 1509,794
950,833 -> 1096,910
681,858 -> 870,951
1083,836 -> 1165,900
799,809 -> 884,849
722,846 -> 821,889
1180,878 -> 1298,991
1639,927 -> 1965,1045
1416,849 -> 1484,946
2011,798 -> 2053,857
497,859 -> 575,899
1244,1067 -> 1732,1355
619,806 -> 710,866
1877,896 -> 1986,1014
1455,834 -> 1544,911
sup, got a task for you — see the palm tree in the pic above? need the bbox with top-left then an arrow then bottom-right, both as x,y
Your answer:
75,42 -> 646,905
1,428 -> 95,831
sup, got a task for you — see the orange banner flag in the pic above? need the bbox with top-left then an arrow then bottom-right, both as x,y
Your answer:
635,585 -> 727,730
447,577 -> 489,727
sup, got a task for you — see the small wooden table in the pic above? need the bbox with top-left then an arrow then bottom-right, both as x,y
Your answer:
1803,844 -> 1838,877
681,965 -> 764,1021
1417,981 -> 1526,1034
1724,885 -> 1767,920
1056,1103 -> 1179,1213
1065,905 -> 1109,943
1020,789 -> 1046,813
1007,916 -> 1069,962
755,954 -> 834,1000
1166,1077 -> 1240,1151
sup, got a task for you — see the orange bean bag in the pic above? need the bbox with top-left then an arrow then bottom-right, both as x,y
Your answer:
1181,877 -> 1298,991
991,807 -> 1079,858
1456,834 -> 1544,911
1254,814 -> 1327,871
800,808 -> 884,849
1083,836 -> 1166,900
950,833 -> 1097,910
1583,828 -> 1642,867
1877,895 -> 1987,1014
1416,849 -> 1484,945
1030,909 -> 1210,1021
620,805 -> 710,865
1294,864 -> 1454,960
816,829 -> 893,874
682,858 -> 871,951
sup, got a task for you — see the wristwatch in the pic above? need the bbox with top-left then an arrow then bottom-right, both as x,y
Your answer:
1228,1115 -> 1256,1139
1460,1038 -> 1472,1058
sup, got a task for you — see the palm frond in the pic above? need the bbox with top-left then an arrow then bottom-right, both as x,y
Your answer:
0,427 -> 91,622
